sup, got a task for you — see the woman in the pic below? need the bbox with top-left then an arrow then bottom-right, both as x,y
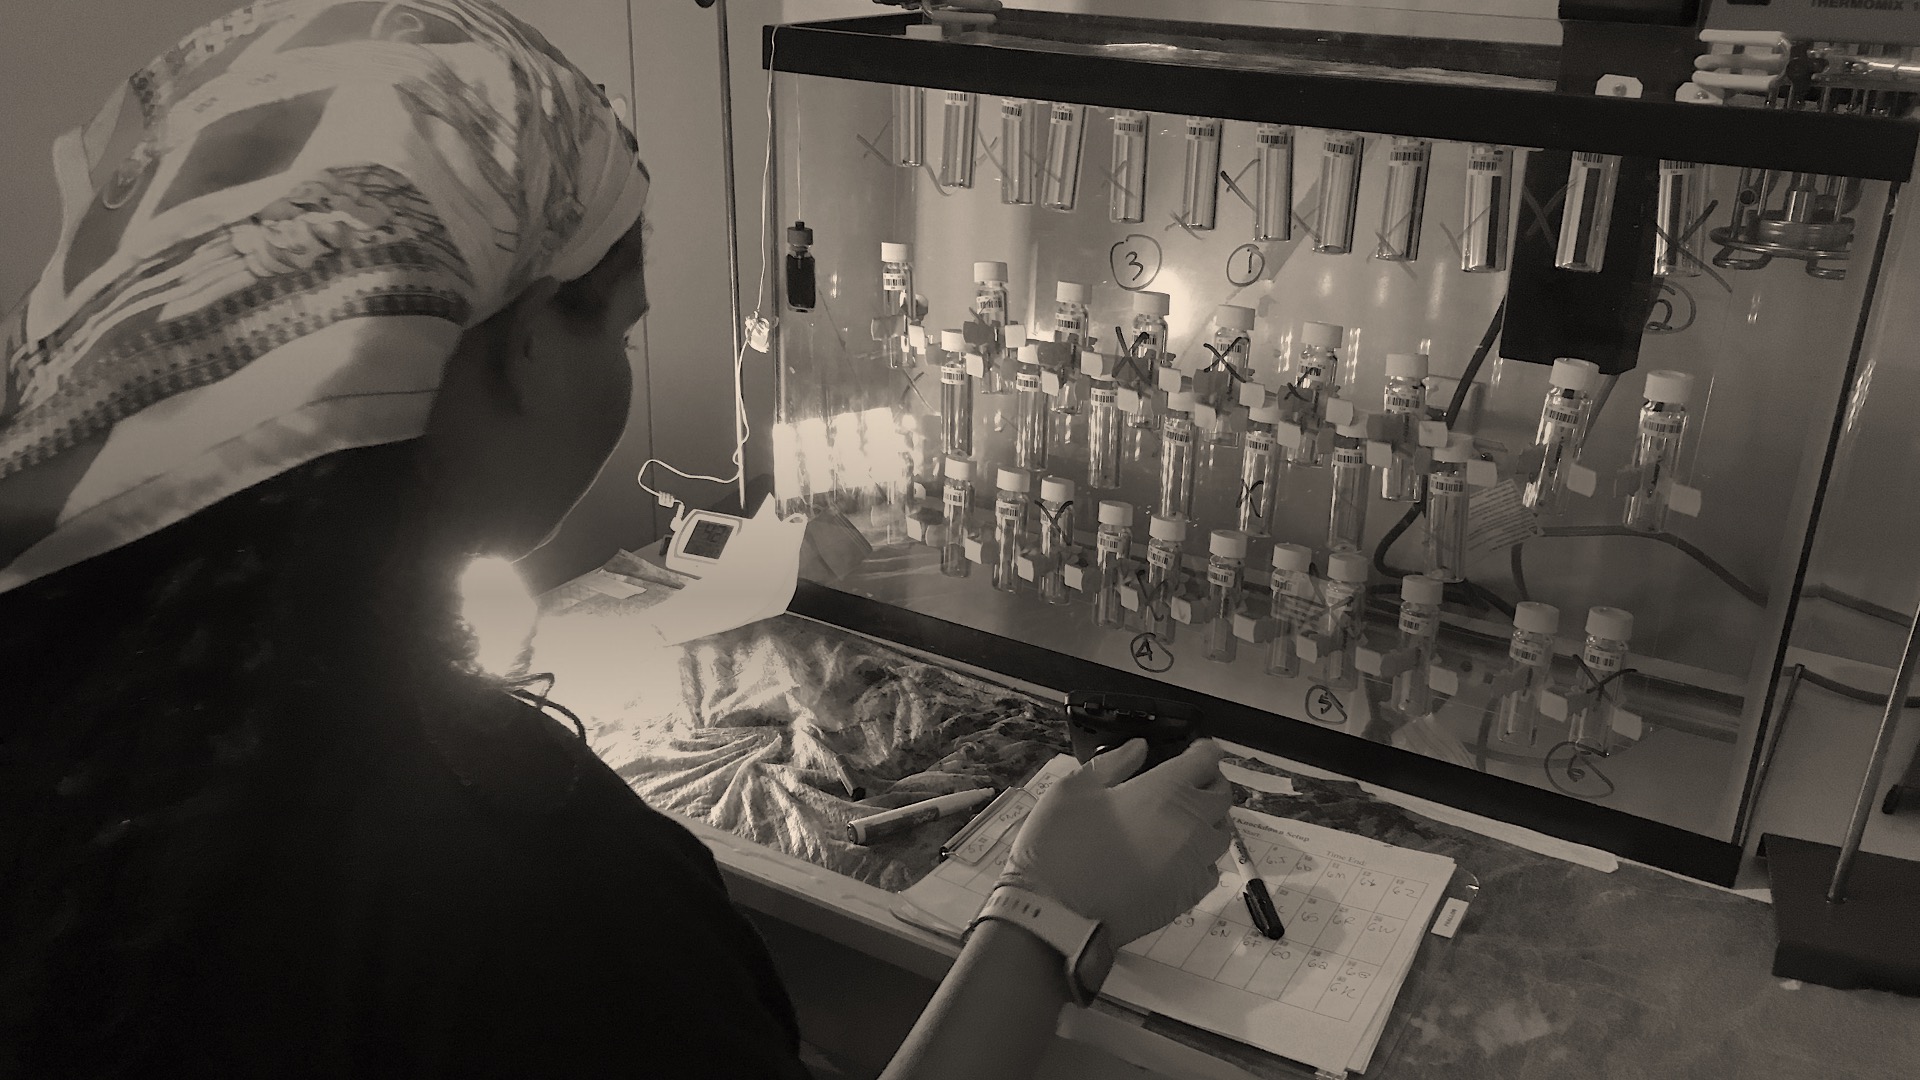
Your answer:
0,3 -> 1234,1077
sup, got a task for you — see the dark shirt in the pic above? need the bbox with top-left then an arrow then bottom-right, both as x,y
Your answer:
149,688 -> 812,1079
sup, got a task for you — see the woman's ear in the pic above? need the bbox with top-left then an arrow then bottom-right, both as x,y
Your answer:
495,277 -> 564,414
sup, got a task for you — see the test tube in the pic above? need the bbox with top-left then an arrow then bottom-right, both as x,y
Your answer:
1493,601 -> 1560,747
1159,391 -> 1199,524
939,329 -> 973,458
1093,500 -> 1135,629
1314,131 -> 1365,255
1425,434 -> 1471,583
1042,102 -> 1087,212
1317,551 -> 1370,691
1266,543 -> 1315,678
1014,344 -> 1050,471
1654,160 -> 1706,277
1375,137 -> 1431,262
1109,110 -> 1150,223
1253,123 -> 1295,242
1393,574 -> 1444,718
1181,117 -> 1224,231
940,90 -> 977,189
1087,376 -> 1122,490
1054,281 -> 1091,351
1285,321 -> 1344,468
1131,290 -> 1171,366
1523,357 -> 1600,515
1556,151 -> 1619,273
1209,304 -> 1256,380
941,456 -> 975,578
880,242 -> 915,370
1328,418 -> 1371,553
1204,529 -> 1248,664
1568,606 -> 1633,756
1036,476 -> 1075,606
893,85 -> 926,168
1461,144 -> 1513,273
1380,352 -> 1428,502
1141,513 -> 1187,641
1623,370 -> 1694,532
1238,405 -> 1283,538
991,467 -> 1030,593
1000,98 -> 1039,205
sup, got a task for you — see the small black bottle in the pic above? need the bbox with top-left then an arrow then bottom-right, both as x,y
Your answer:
785,221 -> 816,312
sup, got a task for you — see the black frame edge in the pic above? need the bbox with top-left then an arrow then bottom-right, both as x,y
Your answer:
791,581 -> 1744,886
761,17 -> 1916,182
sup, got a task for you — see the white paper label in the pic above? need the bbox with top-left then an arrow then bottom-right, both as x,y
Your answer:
1017,370 -> 1043,394
1431,897 -> 1469,938
1147,544 -> 1177,573
1465,479 -> 1543,558
942,362 -> 967,385
1208,562 -> 1239,589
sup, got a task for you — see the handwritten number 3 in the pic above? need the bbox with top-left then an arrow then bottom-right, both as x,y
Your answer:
1126,251 -> 1145,281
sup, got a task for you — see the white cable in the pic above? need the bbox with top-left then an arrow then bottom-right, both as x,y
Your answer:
635,26 -> 778,510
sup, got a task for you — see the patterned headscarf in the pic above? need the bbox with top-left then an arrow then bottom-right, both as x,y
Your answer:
0,0 -> 649,594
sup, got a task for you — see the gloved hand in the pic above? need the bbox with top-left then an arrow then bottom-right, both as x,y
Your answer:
996,737 -> 1234,946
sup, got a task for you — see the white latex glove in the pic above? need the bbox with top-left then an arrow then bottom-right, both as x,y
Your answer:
996,738 -> 1233,945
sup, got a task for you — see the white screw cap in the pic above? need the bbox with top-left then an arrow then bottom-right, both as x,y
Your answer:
1250,404 -> 1284,425
1040,476 -> 1075,503
1018,343 -> 1042,365
1149,513 -> 1187,542
974,260 -> 1008,282
1431,433 -> 1471,463
1057,281 -> 1089,304
882,242 -> 912,263
1401,573 -> 1444,605
1328,551 -> 1370,583
1385,352 -> 1429,380
1643,370 -> 1694,405
1301,321 -> 1344,348
1210,529 -> 1248,559
1549,357 -> 1601,391
1216,304 -> 1256,332
1585,605 -> 1634,642
1514,600 -> 1561,636
1272,543 -> 1313,573
1133,290 -> 1171,316
1098,500 -> 1134,527
996,467 -> 1030,493
1165,390 -> 1195,413
945,456 -> 973,481
940,329 -> 967,353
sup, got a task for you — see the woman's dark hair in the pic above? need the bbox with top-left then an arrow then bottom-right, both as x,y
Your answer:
0,438 -> 484,1074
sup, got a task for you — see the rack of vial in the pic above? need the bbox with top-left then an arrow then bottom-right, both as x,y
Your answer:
755,12 -> 1915,879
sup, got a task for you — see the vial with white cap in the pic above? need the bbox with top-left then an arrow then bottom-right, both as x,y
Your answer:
1316,551 -> 1371,689
1238,404 -> 1284,538
1253,123 -> 1295,242
1181,116 -> 1224,230
1393,574 -> 1444,717
1286,321 -> 1344,467
1093,500 -> 1135,629
1425,434 -> 1472,583
1523,357 -> 1601,515
941,456 -> 975,579
1131,290 -> 1172,367
1158,391 -> 1199,524
1568,606 -> 1633,755
1141,513 -> 1188,640
880,242 -> 916,370
939,90 -> 977,189
1204,529 -> 1248,663
1109,110 -> 1150,223
1036,476 -> 1077,606
1087,374 -> 1122,491
1328,416 -> 1372,553
1052,282 -> 1091,416
973,261 -> 1011,394
1000,98 -> 1040,205
1624,370 -> 1694,532
1042,102 -> 1087,212
939,329 -> 973,458
1211,305 -> 1256,380
1266,543 -> 1316,678
1014,343 -> 1050,471
1381,352 -> 1429,502
1494,601 -> 1560,747
1314,130 -> 1366,255
991,467 -> 1031,593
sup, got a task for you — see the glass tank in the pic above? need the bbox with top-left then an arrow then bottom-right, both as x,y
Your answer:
751,12 -> 1916,882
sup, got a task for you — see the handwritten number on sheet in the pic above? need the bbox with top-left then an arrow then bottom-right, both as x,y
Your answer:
1110,234 -> 1163,291
1227,243 -> 1265,287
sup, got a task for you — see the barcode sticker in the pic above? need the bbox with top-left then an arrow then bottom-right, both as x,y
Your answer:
1431,897 -> 1470,938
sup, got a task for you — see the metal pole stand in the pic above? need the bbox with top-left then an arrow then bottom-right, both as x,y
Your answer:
1761,594 -> 1920,995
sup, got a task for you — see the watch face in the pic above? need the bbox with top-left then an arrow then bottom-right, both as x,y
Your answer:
683,518 -> 733,560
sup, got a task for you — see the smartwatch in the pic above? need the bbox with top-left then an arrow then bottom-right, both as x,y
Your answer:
967,885 -> 1116,1007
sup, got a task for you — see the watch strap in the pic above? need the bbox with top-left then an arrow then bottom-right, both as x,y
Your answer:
967,885 -> 1112,1006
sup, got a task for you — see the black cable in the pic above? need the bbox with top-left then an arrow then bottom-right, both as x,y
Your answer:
1510,544 -> 1530,603
1803,584 -> 1913,629
1800,668 -> 1920,709
1543,741 -> 1617,800
1534,525 -> 1768,607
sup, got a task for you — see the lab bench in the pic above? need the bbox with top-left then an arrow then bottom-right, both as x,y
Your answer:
538,584 -> 1920,1079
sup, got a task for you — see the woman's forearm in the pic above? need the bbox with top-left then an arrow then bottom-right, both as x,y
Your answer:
878,919 -> 1073,1080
